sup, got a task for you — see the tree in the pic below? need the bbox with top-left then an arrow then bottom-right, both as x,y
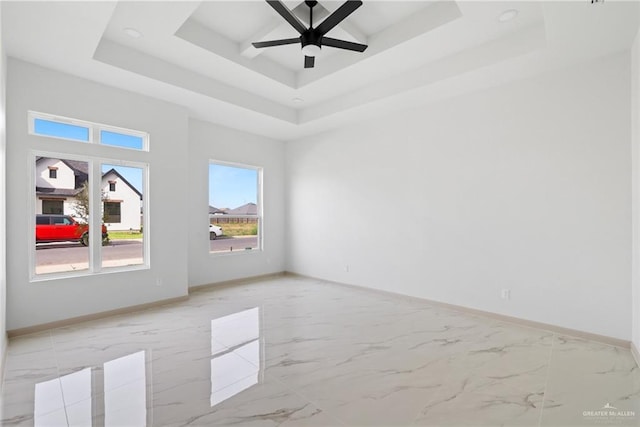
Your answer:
73,181 -> 109,222
72,181 -> 110,244
72,181 -> 90,223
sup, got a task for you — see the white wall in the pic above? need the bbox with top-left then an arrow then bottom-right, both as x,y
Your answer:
6,59 -> 190,330
0,1 -> 7,384
287,52 -> 632,340
188,119 -> 285,287
632,30 -> 640,352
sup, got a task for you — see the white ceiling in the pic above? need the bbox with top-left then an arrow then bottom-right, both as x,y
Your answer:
3,1 -> 639,141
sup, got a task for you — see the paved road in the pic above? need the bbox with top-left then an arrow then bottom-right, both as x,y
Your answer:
35,236 -> 259,267
36,240 -> 143,266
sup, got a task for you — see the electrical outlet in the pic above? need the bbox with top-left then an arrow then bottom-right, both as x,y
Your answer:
501,289 -> 510,300
344,265 -> 349,272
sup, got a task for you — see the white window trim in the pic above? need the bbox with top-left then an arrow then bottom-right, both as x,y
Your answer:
30,151 -> 150,282
28,111 -> 149,152
208,160 -> 263,256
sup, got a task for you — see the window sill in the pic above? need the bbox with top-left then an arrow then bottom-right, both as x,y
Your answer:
209,248 -> 263,258
30,263 -> 150,283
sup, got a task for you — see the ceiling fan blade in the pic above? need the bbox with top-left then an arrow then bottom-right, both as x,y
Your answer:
252,38 -> 300,49
266,0 -> 307,34
304,55 -> 315,68
322,37 -> 368,52
315,0 -> 362,36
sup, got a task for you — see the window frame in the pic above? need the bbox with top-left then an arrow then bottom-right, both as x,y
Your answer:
30,150 -> 150,282
208,160 -> 263,256
28,111 -> 149,152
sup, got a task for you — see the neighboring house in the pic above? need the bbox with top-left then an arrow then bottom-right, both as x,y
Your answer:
210,203 -> 257,224
208,205 -> 227,216
35,157 -> 142,231
101,169 -> 143,231
226,203 -> 257,216
35,158 -> 87,217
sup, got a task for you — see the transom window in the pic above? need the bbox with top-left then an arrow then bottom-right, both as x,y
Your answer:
29,111 -> 148,151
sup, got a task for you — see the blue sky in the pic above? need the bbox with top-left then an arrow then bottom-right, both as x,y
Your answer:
34,119 -> 144,150
209,163 -> 257,209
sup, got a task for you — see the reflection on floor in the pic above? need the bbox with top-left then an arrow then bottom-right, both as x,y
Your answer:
2,275 -> 639,426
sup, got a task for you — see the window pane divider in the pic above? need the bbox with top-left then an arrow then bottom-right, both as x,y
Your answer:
89,161 -> 102,273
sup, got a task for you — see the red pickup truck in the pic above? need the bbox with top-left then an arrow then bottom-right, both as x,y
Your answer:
36,214 -> 108,246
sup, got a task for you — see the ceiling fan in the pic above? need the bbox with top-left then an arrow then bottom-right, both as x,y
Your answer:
252,0 -> 368,69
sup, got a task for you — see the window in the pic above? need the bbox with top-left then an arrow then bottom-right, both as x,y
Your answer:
100,130 -> 144,150
42,200 -> 63,214
101,164 -> 144,270
29,112 -> 148,151
104,202 -> 121,223
208,162 -> 261,254
35,157 -> 90,275
33,118 -> 90,142
31,114 -> 149,279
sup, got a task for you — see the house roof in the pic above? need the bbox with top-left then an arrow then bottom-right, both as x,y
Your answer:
209,205 -> 226,215
62,159 -> 89,175
36,187 -> 81,197
226,203 -> 257,216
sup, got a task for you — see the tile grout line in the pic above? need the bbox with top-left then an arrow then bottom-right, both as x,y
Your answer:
537,333 -> 556,427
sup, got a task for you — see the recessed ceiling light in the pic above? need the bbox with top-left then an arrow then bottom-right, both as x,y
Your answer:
498,9 -> 518,23
123,27 -> 143,39
292,97 -> 304,104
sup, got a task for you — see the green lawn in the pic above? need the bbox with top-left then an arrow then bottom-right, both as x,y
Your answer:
108,224 -> 257,239
213,222 -> 258,236
108,231 -> 143,240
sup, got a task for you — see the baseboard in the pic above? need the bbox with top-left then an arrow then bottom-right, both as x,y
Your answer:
632,342 -> 640,368
189,271 -> 286,292
7,295 -> 189,338
285,272 -> 631,349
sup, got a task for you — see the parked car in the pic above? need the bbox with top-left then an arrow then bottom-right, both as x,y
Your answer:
36,214 -> 108,246
209,223 -> 223,240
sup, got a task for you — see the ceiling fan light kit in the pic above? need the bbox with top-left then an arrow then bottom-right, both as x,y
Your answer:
252,0 -> 368,69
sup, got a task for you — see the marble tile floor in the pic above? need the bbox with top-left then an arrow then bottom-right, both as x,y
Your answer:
1,275 -> 639,426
